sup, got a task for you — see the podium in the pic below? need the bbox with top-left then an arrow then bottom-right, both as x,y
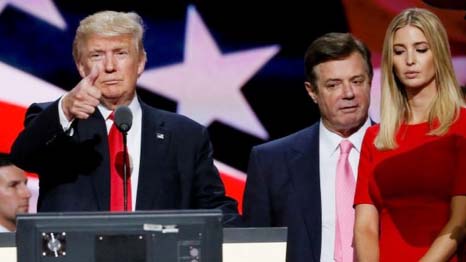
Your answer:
0,211 -> 287,262
16,210 -> 222,262
223,227 -> 287,262
0,233 -> 15,261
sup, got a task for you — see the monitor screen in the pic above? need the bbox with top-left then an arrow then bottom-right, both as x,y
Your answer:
16,209 -> 222,262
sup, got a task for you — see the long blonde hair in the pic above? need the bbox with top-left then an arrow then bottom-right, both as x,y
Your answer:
375,8 -> 463,150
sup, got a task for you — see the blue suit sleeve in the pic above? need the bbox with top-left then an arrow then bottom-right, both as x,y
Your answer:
242,147 -> 272,226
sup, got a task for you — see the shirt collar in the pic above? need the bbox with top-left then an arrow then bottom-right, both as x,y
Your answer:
98,95 -> 141,120
0,224 -> 11,232
319,118 -> 371,158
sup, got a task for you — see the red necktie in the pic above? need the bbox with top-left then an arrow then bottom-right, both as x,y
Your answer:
334,140 -> 355,262
108,112 -> 132,211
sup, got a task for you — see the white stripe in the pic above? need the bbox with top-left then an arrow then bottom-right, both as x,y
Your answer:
0,61 -> 65,107
214,160 -> 247,182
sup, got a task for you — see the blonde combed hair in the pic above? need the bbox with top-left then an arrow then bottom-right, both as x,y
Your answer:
72,10 -> 146,63
375,8 -> 463,150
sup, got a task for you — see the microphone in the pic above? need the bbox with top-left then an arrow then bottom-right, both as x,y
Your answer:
114,105 -> 133,133
113,105 -> 132,211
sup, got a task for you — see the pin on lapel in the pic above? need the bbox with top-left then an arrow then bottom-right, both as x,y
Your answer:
156,133 -> 165,139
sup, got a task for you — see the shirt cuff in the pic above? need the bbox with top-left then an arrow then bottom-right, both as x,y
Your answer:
58,96 -> 74,134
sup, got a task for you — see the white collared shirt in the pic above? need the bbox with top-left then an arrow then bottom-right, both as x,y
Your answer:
0,224 -> 11,233
58,96 -> 142,211
318,118 -> 371,261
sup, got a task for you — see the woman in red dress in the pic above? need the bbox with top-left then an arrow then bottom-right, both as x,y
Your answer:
354,8 -> 466,261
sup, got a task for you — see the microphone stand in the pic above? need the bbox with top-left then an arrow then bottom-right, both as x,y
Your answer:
114,105 -> 133,212
122,131 -> 129,212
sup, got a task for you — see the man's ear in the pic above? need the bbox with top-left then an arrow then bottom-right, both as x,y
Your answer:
304,81 -> 318,104
137,53 -> 147,76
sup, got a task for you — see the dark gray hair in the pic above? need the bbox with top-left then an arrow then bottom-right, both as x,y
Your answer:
304,32 -> 373,90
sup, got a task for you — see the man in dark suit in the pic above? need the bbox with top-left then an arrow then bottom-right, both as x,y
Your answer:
0,153 -> 31,232
242,33 -> 373,261
10,10 -> 239,225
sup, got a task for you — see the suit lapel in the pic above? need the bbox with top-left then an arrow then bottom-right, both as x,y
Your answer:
287,123 -> 322,261
136,102 -> 171,210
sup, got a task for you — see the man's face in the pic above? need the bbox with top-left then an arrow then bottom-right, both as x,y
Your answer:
0,165 -> 30,228
77,34 -> 146,108
305,52 -> 371,137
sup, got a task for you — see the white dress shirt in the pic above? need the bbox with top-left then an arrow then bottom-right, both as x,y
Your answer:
318,118 -> 371,261
58,96 -> 142,211
0,224 -> 11,232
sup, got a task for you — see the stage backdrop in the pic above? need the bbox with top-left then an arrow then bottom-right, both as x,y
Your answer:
0,0 -> 464,213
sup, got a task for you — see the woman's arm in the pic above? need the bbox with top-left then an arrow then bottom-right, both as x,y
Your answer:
420,195 -> 466,262
354,203 -> 380,262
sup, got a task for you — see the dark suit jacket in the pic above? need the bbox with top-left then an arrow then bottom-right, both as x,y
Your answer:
11,98 -> 239,225
242,122 -> 322,262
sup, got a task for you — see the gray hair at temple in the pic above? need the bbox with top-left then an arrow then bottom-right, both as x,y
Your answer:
304,32 -> 373,91
72,10 -> 147,63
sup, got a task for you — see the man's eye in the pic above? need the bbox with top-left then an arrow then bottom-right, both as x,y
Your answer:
8,182 -> 19,188
90,54 -> 102,60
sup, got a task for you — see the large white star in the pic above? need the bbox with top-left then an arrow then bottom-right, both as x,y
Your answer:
138,6 -> 279,139
0,0 -> 66,29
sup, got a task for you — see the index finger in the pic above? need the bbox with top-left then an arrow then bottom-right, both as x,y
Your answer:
86,64 -> 100,85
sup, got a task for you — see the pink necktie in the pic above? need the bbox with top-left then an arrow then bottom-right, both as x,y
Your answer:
108,112 -> 132,211
334,140 -> 355,262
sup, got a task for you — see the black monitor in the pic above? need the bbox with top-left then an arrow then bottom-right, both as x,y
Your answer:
16,209 -> 222,262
